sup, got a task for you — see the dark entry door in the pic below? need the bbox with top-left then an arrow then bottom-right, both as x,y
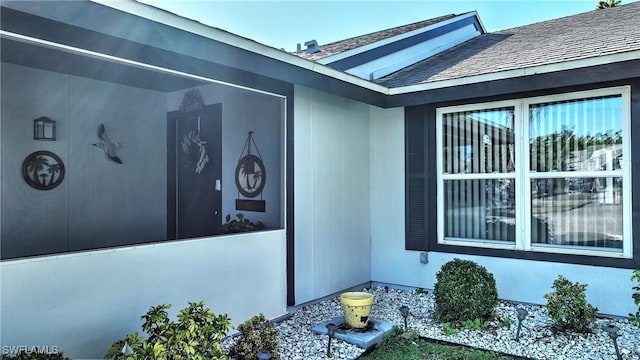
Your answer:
167,103 -> 222,240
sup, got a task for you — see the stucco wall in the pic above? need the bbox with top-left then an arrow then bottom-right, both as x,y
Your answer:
368,105 -> 637,317
0,230 -> 287,359
293,85 -> 372,304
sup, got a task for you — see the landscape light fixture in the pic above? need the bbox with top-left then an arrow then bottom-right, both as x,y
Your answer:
326,323 -> 338,358
399,305 -> 410,331
603,324 -> 622,360
514,307 -> 528,341
34,116 -> 56,141
256,350 -> 272,360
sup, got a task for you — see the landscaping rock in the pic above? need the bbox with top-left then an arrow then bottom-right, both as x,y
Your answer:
222,286 -> 640,360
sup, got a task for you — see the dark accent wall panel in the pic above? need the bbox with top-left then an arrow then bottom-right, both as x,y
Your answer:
284,84 -> 296,307
630,82 -> 640,267
405,107 -> 428,251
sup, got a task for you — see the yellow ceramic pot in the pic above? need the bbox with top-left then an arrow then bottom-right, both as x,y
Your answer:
340,292 -> 374,328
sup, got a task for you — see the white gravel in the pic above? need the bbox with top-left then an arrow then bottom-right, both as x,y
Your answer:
223,286 -> 640,360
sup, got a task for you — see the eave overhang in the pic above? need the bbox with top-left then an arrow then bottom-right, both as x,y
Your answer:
1,0 -> 639,109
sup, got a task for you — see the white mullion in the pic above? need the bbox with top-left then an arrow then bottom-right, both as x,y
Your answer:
443,173 -> 517,181
519,100 -> 530,251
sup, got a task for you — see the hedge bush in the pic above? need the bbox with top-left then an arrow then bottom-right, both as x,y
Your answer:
433,258 -> 498,323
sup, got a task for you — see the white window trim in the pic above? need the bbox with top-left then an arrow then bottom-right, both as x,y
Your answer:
436,86 -> 632,258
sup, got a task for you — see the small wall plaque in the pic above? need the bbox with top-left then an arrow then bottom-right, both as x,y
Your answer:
236,199 -> 266,212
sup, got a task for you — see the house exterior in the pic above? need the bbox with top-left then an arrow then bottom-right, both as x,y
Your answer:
1,1 -> 638,358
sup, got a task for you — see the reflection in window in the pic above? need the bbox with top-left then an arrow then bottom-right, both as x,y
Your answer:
444,179 -> 515,243
529,95 -> 623,252
442,107 -> 515,174
531,177 -> 623,250
530,96 -> 622,173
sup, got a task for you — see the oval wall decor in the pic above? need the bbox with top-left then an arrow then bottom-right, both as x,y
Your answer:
234,131 -> 267,199
235,154 -> 266,198
22,150 -> 65,190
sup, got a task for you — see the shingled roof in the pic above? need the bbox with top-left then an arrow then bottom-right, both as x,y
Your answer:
293,13 -> 461,61
376,2 -> 640,87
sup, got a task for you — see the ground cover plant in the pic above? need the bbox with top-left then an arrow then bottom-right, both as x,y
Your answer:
358,329 -> 523,360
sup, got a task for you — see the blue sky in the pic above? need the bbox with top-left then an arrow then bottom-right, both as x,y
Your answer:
139,0 -> 636,52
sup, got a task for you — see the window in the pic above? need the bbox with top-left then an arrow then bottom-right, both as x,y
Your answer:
436,87 -> 631,258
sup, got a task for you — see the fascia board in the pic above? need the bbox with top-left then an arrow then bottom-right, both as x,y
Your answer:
388,50 -> 640,95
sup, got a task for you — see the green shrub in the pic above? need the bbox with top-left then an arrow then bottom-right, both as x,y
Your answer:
0,350 -> 69,360
228,314 -> 279,360
442,322 -> 458,336
414,288 -> 429,295
544,275 -> 597,333
219,213 -> 265,234
630,269 -> 640,327
432,258 -> 498,323
462,318 -> 487,331
104,301 -> 231,360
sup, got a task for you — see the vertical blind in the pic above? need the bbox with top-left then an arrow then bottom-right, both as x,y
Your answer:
442,107 -> 516,242
529,96 -> 623,250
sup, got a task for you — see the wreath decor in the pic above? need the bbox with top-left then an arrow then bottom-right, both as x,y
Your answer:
181,130 -> 209,174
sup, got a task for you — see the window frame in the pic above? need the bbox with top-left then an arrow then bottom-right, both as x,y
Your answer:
435,86 -> 632,258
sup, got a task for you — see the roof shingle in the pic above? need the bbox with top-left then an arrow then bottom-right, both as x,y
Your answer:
375,2 -> 640,87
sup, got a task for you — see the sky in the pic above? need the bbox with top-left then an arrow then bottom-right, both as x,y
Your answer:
138,0 -> 636,52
